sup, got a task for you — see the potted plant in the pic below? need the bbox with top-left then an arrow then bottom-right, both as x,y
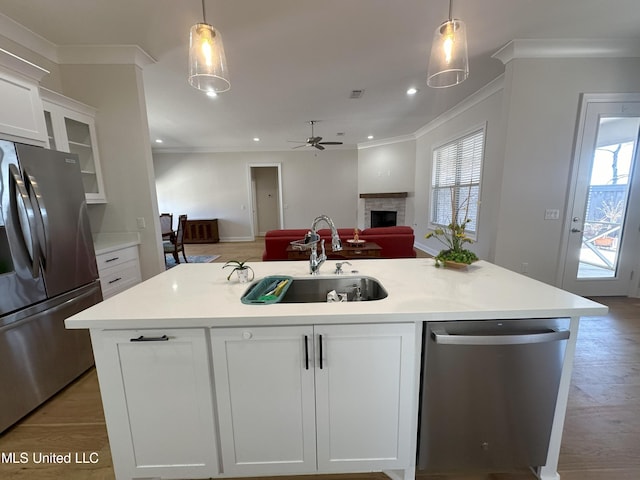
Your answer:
425,187 -> 478,268
223,259 -> 255,283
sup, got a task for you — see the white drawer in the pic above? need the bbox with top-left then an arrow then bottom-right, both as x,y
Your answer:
100,261 -> 142,299
96,245 -> 139,273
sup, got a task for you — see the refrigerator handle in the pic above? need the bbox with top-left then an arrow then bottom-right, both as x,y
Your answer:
24,170 -> 51,268
8,164 -> 41,278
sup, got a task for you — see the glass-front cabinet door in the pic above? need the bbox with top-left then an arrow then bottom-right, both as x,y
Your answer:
41,89 -> 106,203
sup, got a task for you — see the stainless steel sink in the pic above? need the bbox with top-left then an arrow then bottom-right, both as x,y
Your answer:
279,276 -> 387,303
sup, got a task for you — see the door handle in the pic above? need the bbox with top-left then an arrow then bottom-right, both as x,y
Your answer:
432,328 -> 570,345
24,170 -> 51,267
571,228 -> 582,233
130,335 -> 169,342
9,164 -> 40,278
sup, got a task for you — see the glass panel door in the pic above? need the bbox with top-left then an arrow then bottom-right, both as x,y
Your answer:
562,98 -> 640,296
577,117 -> 639,278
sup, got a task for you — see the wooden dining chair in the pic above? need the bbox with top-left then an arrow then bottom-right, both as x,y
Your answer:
159,213 -> 173,238
164,214 -> 188,264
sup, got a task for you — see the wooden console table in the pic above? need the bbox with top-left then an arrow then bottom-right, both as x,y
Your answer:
183,219 -> 219,244
286,241 -> 381,260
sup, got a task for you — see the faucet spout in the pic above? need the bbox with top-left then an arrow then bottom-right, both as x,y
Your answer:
309,214 -> 343,275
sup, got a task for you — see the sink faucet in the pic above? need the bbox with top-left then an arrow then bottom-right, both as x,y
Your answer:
308,214 -> 343,275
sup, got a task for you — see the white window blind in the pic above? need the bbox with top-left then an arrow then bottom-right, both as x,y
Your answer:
431,128 -> 484,234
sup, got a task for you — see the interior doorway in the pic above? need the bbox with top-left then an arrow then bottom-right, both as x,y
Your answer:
249,164 -> 283,237
561,94 -> 640,296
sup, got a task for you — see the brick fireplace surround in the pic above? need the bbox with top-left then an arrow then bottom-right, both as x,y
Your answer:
360,192 -> 407,228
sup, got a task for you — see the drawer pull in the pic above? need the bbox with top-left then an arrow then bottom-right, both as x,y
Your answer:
130,335 -> 169,342
108,277 -> 122,284
104,256 -> 120,263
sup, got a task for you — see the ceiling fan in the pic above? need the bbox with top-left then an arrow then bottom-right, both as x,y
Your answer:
289,120 -> 343,150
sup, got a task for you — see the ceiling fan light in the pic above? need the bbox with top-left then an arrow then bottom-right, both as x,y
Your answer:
188,22 -> 230,93
427,18 -> 469,88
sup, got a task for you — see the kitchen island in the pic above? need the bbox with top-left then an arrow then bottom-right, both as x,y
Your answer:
65,258 -> 607,480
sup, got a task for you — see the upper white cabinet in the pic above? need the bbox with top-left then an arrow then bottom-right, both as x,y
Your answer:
41,88 -> 106,203
0,49 -> 48,145
210,322 -> 416,477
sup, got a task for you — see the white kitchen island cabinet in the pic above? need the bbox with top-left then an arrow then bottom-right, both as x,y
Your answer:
66,259 -> 608,480
90,328 -> 219,480
211,323 -> 416,477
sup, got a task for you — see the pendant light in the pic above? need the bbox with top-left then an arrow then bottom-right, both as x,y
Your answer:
427,0 -> 469,88
188,0 -> 230,93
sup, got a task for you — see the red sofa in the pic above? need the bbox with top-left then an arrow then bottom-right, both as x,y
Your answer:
262,226 -> 416,261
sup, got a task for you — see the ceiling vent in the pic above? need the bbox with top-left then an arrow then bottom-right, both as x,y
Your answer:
349,89 -> 365,99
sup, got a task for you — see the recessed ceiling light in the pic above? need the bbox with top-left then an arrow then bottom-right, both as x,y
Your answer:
206,90 -> 218,98
155,139 -> 163,143
367,135 -> 374,140
407,87 -> 418,95
253,137 -> 260,142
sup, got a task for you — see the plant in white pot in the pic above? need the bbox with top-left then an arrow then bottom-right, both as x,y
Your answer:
223,259 -> 255,283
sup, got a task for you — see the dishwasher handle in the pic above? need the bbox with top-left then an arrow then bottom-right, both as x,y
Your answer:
431,327 -> 570,346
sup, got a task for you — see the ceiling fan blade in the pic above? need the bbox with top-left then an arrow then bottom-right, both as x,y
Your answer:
288,140 -> 307,144
315,144 -> 325,150
318,141 -> 343,145
292,144 -> 308,149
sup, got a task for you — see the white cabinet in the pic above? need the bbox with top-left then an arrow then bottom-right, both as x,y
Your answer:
95,245 -> 141,299
314,323 -> 416,472
211,326 -> 317,476
41,88 -> 106,203
0,49 -> 48,145
91,328 -> 219,480
210,323 -> 416,476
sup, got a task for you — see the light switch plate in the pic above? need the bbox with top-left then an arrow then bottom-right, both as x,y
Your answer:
544,209 -> 560,220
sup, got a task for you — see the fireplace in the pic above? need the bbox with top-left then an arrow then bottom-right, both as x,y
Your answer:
371,210 -> 397,228
360,192 -> 407,228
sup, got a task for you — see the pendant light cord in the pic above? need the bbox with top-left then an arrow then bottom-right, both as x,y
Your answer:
448,0 -> 453,21
202,0 -> 207,23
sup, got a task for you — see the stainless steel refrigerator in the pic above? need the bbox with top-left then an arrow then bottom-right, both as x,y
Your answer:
0,140 -> 102,433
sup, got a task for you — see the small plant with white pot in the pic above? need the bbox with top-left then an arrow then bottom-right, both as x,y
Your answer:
223,259 -> 255,283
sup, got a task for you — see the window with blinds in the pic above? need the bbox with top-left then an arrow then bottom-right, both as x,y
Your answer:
430,128 -> 484,235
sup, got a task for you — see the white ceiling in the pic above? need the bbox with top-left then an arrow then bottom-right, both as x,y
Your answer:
1,0 -> 639,151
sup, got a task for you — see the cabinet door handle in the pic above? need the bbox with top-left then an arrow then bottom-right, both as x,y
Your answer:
105,256 -> 120,263
304,335 -> 309,370
130,335 -> 169,342
318,334 -> 323,369
108,277 -> 122,284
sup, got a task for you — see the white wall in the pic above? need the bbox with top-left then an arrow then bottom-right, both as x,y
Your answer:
413,86 -> 504,261
357,140 -> 417,228
59,64 -> 164,280
495,57 -> 640,285
154,148 -> 359,239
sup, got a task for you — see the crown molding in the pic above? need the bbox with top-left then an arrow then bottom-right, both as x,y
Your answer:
414,75 -> 504,139
57,45 -> 156,68
357,134 -> 416,150
0,47 -> 49,81
0,13 -> 155,68
492,38 -> 640,64
0,13 -> 58,62
153,144 -> 357,154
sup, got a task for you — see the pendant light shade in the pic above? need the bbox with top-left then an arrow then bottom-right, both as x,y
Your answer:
188,1 -> 230,93
427,1 -> 469,88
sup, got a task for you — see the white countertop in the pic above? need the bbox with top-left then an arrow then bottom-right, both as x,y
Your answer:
93,232 -> 141,256
65,259 -> 608,330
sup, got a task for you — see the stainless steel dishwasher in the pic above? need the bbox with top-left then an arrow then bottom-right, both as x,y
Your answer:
418,318 -> 570,473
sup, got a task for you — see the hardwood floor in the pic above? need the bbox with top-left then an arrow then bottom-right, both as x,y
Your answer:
0,240 -> 637,480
